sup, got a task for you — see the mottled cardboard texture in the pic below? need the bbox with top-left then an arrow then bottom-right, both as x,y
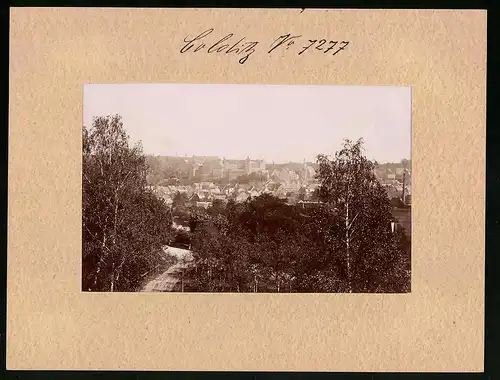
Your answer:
8,8 -> 486,371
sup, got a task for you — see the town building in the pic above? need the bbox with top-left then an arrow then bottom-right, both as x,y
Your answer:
183,155 -> 269,181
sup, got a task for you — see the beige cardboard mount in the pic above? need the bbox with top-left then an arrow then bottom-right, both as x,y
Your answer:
8,8 -> 486,371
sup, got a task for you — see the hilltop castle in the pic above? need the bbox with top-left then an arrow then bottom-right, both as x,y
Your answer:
159,154 -> 317,185
185,156 -> 267,181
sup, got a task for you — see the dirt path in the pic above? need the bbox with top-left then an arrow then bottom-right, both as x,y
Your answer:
142,246 -> 193,292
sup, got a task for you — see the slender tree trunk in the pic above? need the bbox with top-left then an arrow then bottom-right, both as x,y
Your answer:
94,233 -> 107,288
346,200 -> 351,293
113,187 -> 119,245
114,257 -> 126,291
111,186 -> 119,293
110,261 -> 115,292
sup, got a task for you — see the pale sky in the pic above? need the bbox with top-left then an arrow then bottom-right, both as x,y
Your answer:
83,84 -> 411,164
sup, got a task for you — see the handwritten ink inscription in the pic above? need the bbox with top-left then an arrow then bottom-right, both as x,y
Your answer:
180,28 -> 259,65
180,29 -> 350,65
269,34 -> 349,56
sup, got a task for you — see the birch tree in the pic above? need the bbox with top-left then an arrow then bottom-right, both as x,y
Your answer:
82,114 -> 172,291
316,138 -> 403,292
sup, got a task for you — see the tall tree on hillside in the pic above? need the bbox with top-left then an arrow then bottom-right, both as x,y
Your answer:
82,114 -> 172,292
316,138 -> 408,292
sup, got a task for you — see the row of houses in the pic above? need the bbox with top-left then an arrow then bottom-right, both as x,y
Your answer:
151,180 -> 322,208
152,179 -> 411,208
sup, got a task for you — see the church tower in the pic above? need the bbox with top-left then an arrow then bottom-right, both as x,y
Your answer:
303,158 -> 308,182
219,156 -> 225,179
191,155 -> 197,179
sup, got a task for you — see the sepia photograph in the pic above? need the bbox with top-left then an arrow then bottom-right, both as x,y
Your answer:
82,83 -> 411,293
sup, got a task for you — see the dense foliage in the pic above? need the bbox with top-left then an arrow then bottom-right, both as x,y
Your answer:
82,115 -> 173,291
185,139 -> 410,293
316,139 -> 410,292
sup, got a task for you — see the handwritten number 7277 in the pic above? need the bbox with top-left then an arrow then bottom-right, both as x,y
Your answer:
298,40 -> 349,55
